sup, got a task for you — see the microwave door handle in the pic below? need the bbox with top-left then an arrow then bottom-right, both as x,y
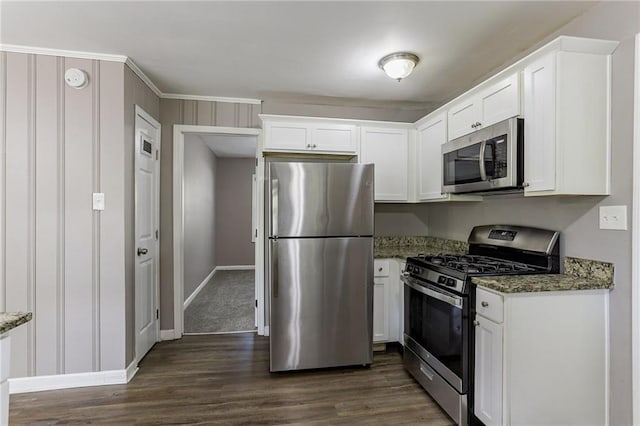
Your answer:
479,140 -> 487,181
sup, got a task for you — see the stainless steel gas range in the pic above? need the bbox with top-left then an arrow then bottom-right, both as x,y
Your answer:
401,225 -> 560,425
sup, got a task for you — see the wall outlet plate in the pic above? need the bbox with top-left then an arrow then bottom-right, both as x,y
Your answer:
93,193 -> 105,211
599,205 -> 627,230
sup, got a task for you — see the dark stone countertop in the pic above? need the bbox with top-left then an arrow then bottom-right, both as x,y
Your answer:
373,236 -> 467,260
472,256 -> 614,294
0,312 -> 32,335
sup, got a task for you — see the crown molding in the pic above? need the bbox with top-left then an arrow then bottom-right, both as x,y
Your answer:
0,44 -> 262,105
124,58 -> 162,97
160,93 -> 262,105
0,43 -> 127,63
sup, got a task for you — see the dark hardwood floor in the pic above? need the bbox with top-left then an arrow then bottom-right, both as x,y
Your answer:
10,334 -> 454,425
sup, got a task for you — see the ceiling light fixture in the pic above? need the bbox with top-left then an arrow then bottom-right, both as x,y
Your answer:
378,52 -> 419,82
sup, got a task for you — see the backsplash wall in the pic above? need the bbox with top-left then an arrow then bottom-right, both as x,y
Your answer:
374,204 -> 428,236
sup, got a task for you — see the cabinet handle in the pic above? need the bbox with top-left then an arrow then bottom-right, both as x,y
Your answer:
481,301 -> 489,307
312,144 -> 317,148
471,123 -> 476,129
523,182 -> 530,188
474,320 -> 480,327
378,267 -> 383,272
476,121 -> 482,127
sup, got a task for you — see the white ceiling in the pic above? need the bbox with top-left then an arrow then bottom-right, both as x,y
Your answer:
189,133 -> 257,158
0,1 -> 596,108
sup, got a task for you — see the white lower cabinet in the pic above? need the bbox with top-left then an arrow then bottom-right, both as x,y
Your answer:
373,259 -> 403,344
373,276 -> 389,342
473,287 -> 609,426
474,314 -> 504,426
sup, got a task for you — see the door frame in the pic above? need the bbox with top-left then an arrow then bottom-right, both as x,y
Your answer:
632,32 -> 640,426
172,125 -> 262,338
134,105 -> 161,363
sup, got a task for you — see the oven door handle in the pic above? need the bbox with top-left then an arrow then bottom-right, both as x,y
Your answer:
479,140 -> 487,181
402,277 -> 463,307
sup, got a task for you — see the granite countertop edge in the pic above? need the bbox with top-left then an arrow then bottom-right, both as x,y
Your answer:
373,236 -> 467,260
472,256 -> 615,294
0,312 -> 33,335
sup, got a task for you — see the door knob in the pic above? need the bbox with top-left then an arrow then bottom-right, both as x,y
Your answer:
137,247 -> 148,256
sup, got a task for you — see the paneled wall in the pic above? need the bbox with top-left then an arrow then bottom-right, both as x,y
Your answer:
158,99 -> 260,329
0,52 -> 127,376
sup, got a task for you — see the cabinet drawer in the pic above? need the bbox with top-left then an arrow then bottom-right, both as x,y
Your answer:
374,260 -> 389,277
476,288 -> 503,323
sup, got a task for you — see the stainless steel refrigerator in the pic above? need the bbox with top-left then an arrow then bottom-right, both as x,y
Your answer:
267,162 -> 374,372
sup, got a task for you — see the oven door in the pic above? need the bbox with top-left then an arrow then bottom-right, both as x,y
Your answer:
403,276 -> 468,393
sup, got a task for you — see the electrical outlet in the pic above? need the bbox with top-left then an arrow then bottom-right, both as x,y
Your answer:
93,193 -> 105,211
599,205 -> 627,230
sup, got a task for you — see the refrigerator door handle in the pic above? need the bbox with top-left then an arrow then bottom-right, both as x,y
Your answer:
271,178 -> 279,238
271,240 -> 278,298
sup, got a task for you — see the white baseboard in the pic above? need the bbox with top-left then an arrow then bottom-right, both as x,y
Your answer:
217,265 -> 255,271
160,329 -> 177,341
9,369 -> 128,394
126,360 -> 139,382
184,267 -> 217,309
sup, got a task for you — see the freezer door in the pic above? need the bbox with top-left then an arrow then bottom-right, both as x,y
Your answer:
269,162 -> 374,238
269,237 -> 373,372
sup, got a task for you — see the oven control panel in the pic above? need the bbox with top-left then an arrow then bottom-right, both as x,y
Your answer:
405,264 -> 465,294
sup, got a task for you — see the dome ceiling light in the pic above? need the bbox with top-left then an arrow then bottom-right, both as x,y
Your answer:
378,52 -> 420,82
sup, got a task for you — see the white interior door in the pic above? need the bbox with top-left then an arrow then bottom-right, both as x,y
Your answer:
135,107 -> 160,362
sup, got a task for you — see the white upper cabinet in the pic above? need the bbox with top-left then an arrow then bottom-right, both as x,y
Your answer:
262,116 -> 357,154
360,126 -> 409,202
523,45 -> 615,196
312,123 -> 358,152
416,114 -> 482,203
417,114 -> 447,201
448,72 -> 520,141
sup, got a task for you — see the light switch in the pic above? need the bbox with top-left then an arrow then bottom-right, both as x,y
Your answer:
93,193 -> 105,211
599,205 -> 627,230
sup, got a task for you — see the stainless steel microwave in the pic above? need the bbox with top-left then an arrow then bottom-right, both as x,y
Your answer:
442,117 -> 523,194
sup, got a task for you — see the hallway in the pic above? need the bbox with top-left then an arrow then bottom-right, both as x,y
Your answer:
184,269 -> 256,334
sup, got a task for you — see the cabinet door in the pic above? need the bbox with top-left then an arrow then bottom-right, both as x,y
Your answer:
448,98 -> 480,140
264,121 -> 309,151
479,72 -> 520,128
474,315 -> 503,426
312,124 -> 357,153
373,277 -> 389,342
360,127 -> 409,201
523,53 -> 557,193
417,114 -> 447,200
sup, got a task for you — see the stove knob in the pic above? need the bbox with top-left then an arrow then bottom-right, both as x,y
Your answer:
414,267 -> 421,274
406,265 -> 413,272
446,278 -> 456,287
437,276 -> 446,284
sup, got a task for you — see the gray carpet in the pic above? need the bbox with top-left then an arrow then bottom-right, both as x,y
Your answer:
184,269 -> 256,334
